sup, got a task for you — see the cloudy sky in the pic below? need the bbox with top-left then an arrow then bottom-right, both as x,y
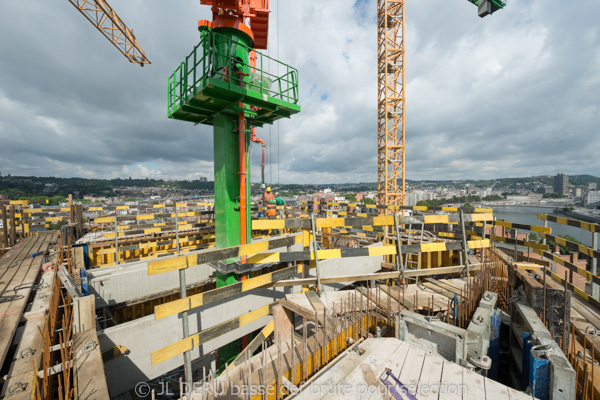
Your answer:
0,0 -> 598,184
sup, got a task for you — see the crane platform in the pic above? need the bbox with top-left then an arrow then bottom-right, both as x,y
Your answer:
167,30 -> 301,128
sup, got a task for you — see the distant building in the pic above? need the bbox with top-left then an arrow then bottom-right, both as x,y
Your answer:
199,177 -> 208,182
364,193 -> 377,201
575,188 -> 583,199
590,183 -> 598,191
553,173 -> 569,194
583,191 -> 600,208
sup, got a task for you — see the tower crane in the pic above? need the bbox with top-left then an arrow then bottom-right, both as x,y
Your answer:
166,0 -> 301,372
66,0 -> 150,66
377,0 -> 506,209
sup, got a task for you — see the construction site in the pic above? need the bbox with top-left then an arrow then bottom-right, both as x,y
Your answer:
1,1 -> 599,399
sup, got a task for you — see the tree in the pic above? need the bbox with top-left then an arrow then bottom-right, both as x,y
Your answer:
343,193 -> 357,203
543,192 -> 564,199
547,234 -> 582,255
361,197 -> 376,205
528,233 -> 539,243
482,194 -> 502,201
47,220 -> 68,231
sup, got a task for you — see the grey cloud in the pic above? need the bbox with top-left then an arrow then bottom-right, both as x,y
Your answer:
0,0 -> 598,183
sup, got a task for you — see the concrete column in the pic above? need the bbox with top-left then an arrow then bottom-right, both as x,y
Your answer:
69,194 -> 75,224
78,204 -> 84,235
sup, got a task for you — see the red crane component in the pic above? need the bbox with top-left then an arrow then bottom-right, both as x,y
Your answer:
199,0 -> 270,49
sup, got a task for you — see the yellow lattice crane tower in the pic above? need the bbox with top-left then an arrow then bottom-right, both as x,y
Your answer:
377,0 -> 405,209
376,0 -> 505,209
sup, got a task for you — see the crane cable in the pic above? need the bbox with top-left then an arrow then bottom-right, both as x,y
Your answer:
277,0 -> 280,185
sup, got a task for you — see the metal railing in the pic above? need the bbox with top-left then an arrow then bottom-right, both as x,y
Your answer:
168,31 -> 299,117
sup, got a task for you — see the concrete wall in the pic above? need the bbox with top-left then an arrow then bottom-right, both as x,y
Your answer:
88,237 -> 304,307
88,261 -> 214,307
99,287 -> 284,397
317,242 -> 384,291
96,240 -> 384,396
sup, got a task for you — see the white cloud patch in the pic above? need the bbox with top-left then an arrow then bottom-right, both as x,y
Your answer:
36,116 -> 67,137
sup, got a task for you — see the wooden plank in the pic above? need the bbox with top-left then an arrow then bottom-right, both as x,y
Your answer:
456,367 -> 480,400
317,339 -> 406,400
366,340 -> 412,400
422,282 -> 455,299
398,344 -> 427,391
305,290 -> 326,313
0,311 -> 46,399
485,376 -> 510,400
438,361 -> 464,400
515,263 -> 543,271
507,386 -> 534,400
380,285 -> 413,310
310,340 -> 383,400
269,265 -> 484,288
439,278 -> 468,292
0,235 -> 50,368
417,352 -> 445,400
424,278 -> 465,298
295,339 -> 384,400
73,327 -> 110,399
356,286 -> 398,313
225,320 -> 274,371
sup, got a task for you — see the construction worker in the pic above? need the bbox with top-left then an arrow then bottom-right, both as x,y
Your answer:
267,198 -> 277,219
263,187 -> 275,207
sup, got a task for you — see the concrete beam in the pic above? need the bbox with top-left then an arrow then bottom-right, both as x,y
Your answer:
88,240 -> 303,307
314,242 -> 384,291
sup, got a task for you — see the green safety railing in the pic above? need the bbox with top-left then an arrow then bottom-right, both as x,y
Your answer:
168,30 -> 299,117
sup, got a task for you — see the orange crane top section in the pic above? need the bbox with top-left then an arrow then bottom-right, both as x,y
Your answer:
199,0 -> 270,49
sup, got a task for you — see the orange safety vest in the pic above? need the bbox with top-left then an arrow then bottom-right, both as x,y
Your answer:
264,192 -> 275,205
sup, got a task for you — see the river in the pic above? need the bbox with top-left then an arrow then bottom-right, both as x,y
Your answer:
490,205 -> 595,247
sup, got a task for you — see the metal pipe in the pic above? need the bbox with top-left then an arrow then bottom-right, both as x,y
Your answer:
563,270 -> 568,353
239,110 -> 248,253
175,209 -> 180,254
178,227 -> 192,388
459,210 -> 470,275
114,215 -> 119,266
593,231 -> 598,300
311,213 -> 322,295
543,264 -> 547,325
250,128 -> 266,186
514,228 -> 518,261
1,206 -> 8,249
481,221 -> 487,266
